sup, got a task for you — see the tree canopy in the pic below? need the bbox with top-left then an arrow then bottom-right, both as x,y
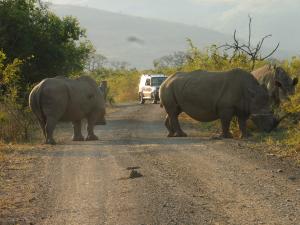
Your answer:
0,0 -> 93,85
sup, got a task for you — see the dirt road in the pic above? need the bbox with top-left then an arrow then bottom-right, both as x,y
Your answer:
1,103 -> 299,225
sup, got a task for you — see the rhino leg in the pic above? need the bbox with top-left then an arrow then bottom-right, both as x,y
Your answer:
168,112 -> 187,137
72,121 -> 84,141
45,117 -> 57,145
85,116 -> 98,141
238,117 -> 250,139
219,110 -> 233,138
165,115 -> 175,137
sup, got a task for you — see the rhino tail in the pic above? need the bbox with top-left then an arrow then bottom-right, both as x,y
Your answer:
29,85 -> 46,129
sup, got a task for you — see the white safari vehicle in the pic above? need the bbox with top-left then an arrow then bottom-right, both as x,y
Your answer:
138,74 -> 167,104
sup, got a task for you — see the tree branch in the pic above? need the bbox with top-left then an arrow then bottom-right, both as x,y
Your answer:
218,15 -> 280,69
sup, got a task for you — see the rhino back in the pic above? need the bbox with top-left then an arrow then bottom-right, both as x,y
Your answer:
35,76 -> 104,122
61,76 -> 105,121
252,65 -> 272,80
38,78 -> 70,121
252,65 -> 281,105
252,65 -> 275,87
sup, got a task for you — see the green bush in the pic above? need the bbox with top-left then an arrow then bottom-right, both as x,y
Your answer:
0,51 -> 35,142
88,68 -> 140,103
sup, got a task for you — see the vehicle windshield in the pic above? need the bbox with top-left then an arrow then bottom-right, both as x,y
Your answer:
151,77 -> 166,86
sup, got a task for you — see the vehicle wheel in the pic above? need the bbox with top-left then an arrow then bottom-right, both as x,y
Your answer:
139,93 -> 145,104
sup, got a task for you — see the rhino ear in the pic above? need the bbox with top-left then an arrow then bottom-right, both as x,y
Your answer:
293,77 -> 298,86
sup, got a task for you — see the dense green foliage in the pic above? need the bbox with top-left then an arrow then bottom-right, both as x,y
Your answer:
0,0 -> 92,87
0,51 -> 34,142
153,40 -> 266,74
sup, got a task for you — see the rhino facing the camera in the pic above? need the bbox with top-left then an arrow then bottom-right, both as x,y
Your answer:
159,69 -> 280,138
29,76 -> 106,145
252,65 -> 298,106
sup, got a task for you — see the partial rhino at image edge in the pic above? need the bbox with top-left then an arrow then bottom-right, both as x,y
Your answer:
252,64 -> 298,106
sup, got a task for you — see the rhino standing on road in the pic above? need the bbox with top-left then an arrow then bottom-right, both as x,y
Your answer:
252,65 -> 298,106
29,76 -> 106,145
159,69 -> 280,138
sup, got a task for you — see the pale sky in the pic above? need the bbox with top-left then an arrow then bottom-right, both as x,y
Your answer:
48,0 -> 300,52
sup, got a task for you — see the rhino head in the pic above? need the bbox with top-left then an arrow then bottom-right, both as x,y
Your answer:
251,114 -> 278,132
95,85 -> 106,125
274,65 -> 298,101
249,84 -> 280,132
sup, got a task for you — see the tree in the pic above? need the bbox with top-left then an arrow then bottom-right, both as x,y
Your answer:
218,15 -> 279,70
0,0 -> 93,87
153,51 -> 187,69
0,50 -> 34,142
109,60 -> 130,70
86,51 -> 107,71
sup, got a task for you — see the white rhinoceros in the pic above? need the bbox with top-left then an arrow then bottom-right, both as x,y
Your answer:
29,76 -> 106,144
159,69 -> 280,138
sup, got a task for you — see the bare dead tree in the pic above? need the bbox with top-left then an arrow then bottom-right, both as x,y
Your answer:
37,0 -> 50,9
87,52 -> 107,71
218,15 -> 280,70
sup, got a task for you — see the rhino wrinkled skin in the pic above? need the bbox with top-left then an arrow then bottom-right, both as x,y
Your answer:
252,65 -> 298,106
29,76 -> 106,145
159,69 -> 279,138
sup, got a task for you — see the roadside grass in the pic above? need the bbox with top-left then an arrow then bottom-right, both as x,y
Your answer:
179,113 -> 300,164
252,126 -> 300,164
